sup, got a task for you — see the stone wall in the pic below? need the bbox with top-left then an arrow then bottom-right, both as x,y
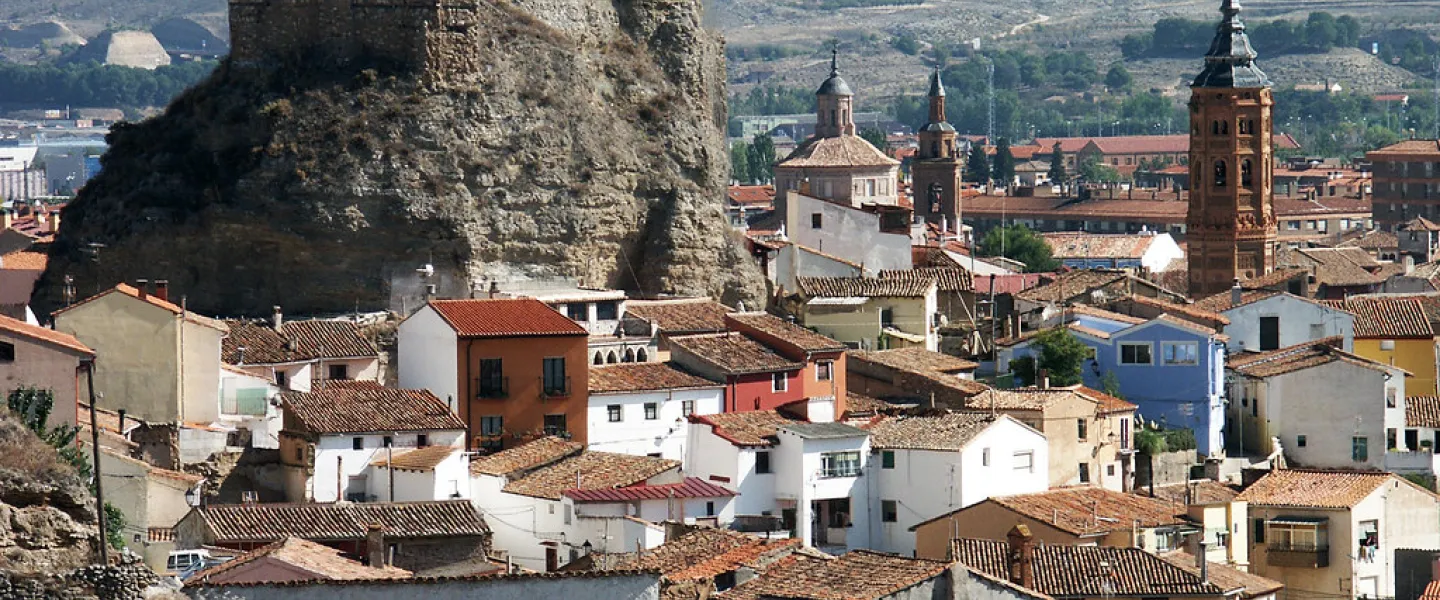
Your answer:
1134,449 -> 1198,490
228,0 -> 439,71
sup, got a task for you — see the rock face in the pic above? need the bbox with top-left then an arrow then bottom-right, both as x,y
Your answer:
0,417 -> 97,575
32,0 -> 764,317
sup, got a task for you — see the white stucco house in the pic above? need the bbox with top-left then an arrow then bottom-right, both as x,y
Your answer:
278,381 -> 468,503
864,412 -> 1049,555
1194,287 -> 1355,353
1040,231 -> 1185,274
218,364 -> 282,450
686,411 -> 873,552
783,192 -> 915,277
586,362 -> 724,461
222,309 -> 382,393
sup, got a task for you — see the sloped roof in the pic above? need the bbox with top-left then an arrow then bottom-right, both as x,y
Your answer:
1040,232 -> 1161,260
616,528 -> 799,581
725,312 -> 847,353
951,540 -> 1229,598
1368,139 -> 1440,159
1016,270 -> 1180,304
1235,469 -> 1405,508
54,283 -> 228,331
1407,396 -> 1440,428
624,299 -> 733,335
367,446 -> 461,472
0,250 -> 46,270
719,550 -> 951,600
1326,297 -> 1433,338
222,319 -> 378,365
1146,480 -> 1242,505
502,451 -> 680,500
1227,338 -> 1393,379
878,268 -> 973,293
589,362 -> 720,394
1192,289 -> 1282,312
777,134 -> 901,168
669,333 -> 804,375
981,487 -> 1187,537
0,312 -> 93,355
865,412 -> 1003,451
194,500 -> 489,543
692,411 -> 804,448
282,382 -> 465,434
795,276 -> 935,298
187,536 -> 412,583
850,347 -> 978,374
563,477 -> 736,503
426,298 -> 587,338
1155,551 -> 1283,598
1292,247 -> 1386,288
468,436 -> 583,477
966,385 -> 1136,415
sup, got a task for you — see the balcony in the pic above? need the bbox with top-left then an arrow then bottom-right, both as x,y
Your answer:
1267,543 -> 1330,568
475,376 -> 509,399
541,376 -> 572,399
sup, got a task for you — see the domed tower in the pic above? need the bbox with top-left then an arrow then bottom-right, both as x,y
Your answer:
1186,0 -> 1277,297
913,67 -> 962,230
815,49 -> 856,138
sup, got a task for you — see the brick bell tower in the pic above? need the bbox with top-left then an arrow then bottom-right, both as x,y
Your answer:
913,67 -> 963,231
1186,0 -> 1277,297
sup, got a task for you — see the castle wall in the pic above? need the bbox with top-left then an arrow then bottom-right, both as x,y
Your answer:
228,0 -> 449,74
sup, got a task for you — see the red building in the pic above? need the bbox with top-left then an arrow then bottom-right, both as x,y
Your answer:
667,333 -> 804,413
724,312 -> 849,419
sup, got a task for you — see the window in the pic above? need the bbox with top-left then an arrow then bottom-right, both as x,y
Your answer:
481,415 -> 504,437
544,414 -> 568,437
1352,436 -> 1369,462
1077,418 -> 1088,440
1304,220 -> 1316,230
1388,428 -> 1398,450
756,451 -> 771,474
1214,160 -> 1227,187
607,404 -> 622,422
707,501 -> 716,517
595,301 -> 618,320
881,450 -> 895,469
1259,317 -> 1280,351
1107,464 -> 1116,476
879,307 -> 894,328
328,364 -> 349,380
982,448 -> 991,466
543,357 -> 567,396
275,370 -> 288,387
1120,343 -> 1152,365
564,503 -> 572,525
353,437 -> 364,450
1387,387 -> 1398,408
1407,429 -> 1419,451
882,500 -> 898,523
772,372 -> 788,392
478,358 -> 505,398
566,302 -> 588,321
1253,519 -> 1266,543
1078,463 -> 1091,483
1286,221 -> 1300,231
644,402 -> 658,420
816,361 -> 833,381
1014,451 -> 1034,472
1162,342 -> 1199,365
0,341 -> 14,362
1241,159 -> 1253,187
383,435 -> 392,448
416,434 -> 428,448
682,400 -> 695,416
866,179 -> 876,196
820,451 -> 861,478
811,213 -> 823,229
1297,434 -> 1307,447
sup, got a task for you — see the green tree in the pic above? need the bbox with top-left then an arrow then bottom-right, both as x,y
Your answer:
1047,141 -> 1067,183
730,141 -> 753,184
7,386 -> 125,551
746,134 -> 776,184
1078,154 -> 1122,183
979,224 -> 1060,273
991,137 -> 1015,187
1100,371 -> 1124,399
860,127 -> 888,152
1105,64 -> 1133,91
891,32 -> 920,55
1008,327 -> 1089,387
965,144 -> 990,184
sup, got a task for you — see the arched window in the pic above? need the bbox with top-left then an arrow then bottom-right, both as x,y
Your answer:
1241,159 -> 1253,187
606,351 -> 618,364
636,348 -> 648,362
1215,160 -> 1228,187
931,142 -> 939,157
1212,121 -> 1220,135
830,110 -> 837,127
593,353 -> 604,366
624,348 -> 636,363
1220,120 -> 1229,135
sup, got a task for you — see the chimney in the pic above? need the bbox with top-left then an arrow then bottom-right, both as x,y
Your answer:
272,306 -> 283,331
1006,524 -> 1036,589
46,210 -> 59,233
366,523 -> 386,568
1038,369 -> 1049,390
1197,541 -> 1209,583
488,281 -> 500,299
1,209 -> 11,230
154,280 -> 169,303
800,178 -> 812,196
1405,254 -> 1416,275
1230,278 -> 1242,306
136,279 -> 149,299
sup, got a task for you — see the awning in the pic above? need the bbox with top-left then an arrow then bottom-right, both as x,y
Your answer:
882,327 -> 926,343
808,296 -> 869,306
1268,516 -> 1329,525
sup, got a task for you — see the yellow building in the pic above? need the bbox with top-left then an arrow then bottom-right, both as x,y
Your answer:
789,276 -> 940,352
1327,296 -> 1437,396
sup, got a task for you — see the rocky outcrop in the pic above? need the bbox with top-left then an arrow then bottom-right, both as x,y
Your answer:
32,0 -> 764,317
0,415 -> 97,575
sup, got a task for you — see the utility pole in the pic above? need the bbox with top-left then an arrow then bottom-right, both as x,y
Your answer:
84,358 -> 107,564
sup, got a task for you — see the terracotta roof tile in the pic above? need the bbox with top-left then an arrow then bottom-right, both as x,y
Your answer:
878,268 -> 973,293
53,283 -> 229,331
223,319 -> 378,365
1144,481 -> 1242,505
1339,230 -> 1399,250
469,436 -> 583,476
1110,295 -> 1230,327
589,362 -> 720,394
971,273 -> 1047,296
1326,297 -> 1432,338
951,540 -> 1228,598
691,411 -> 804,448
795,276 -> 935,298
1234,469 -> 1401,508
613,529 -> 798,581
725,313 -> 847,353
669,333 -> 804,375
282,383 -> 465,434
563,477 -> 736,502
1016,270 -> 1184,304
426,298 -> 587,338
0,312 -> 93,355
727,185 -> 776,207
1422,580 -> 1440,600
1040,232 -> 1163,260
196,500 -> 489,543
777,135 -> 900,168
719,550 -> 950,600
368,446 -> 460,472
841,392 -> 891,417
849,347 -> 977,374
1073,386 -> 1140,415
1192,289 -> 1283,312
1407,396 -> 1440,428
967,386 -> 1137,414
1156,551 -> 1281,598
987,487 -> 1187,537
502,451 -> 680,500
624,299 -> 733,335
188,536 -> 412,583
1368,139 -> 1440,158
865,412 -> 1002,451
1227,338 -> 1390,378
0,250 -> 46,270
1291,247 -> 1387,287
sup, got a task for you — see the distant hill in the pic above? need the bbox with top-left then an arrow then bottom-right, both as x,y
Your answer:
0,0 -> 226,36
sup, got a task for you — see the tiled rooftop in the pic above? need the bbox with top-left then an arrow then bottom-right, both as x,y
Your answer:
1291,247 -> 1387,288
1155,551 -> 1283,599
777,135 -> 901,168
669,333 -> 804,375
427,298 -> 588,338
589,362 -> 720,394
615,528 -> 799,581
0,250 -> 46,270
282,383 -> 465,434
195,500 -> 490,543
468,436 -> 583,477
692,411 -> 804,448
982,487 -> 1186,537
55,283 -> 229,331
0,313 -> 93,355
718,550 -> 951,600
877,268 -> 973,293
795,276 -> 935,298
1040,232 -> 1163,260
1192,289 -> 1283,312
779,422 -> 868,440
966,385 -> 1136,415
865,412 -> 1002,451
1144,481 -> 1242,505
1324,297 -> 1433,338
951,539 -> 1228,598
223,319 -> 378,365
563,477 -> 736,503
849,347 -> 978,374
188,536 -> 412,583
841,392 -> 891,417
367,446 -> 460,472
624,299 -> 733,335
725,312 -> 847,353
1407,396 -> 1440,429
502,451 -> 680,500
1235,469 -> 1414,508
1227,338 -> 1390,379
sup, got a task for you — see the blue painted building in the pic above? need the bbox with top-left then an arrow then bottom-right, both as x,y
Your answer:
1000,308 -> 1227,457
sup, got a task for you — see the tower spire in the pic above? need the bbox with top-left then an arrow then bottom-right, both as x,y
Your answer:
1194,0 -> 1269,88
928,66 -> 946,98
830,47 -> 839,78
